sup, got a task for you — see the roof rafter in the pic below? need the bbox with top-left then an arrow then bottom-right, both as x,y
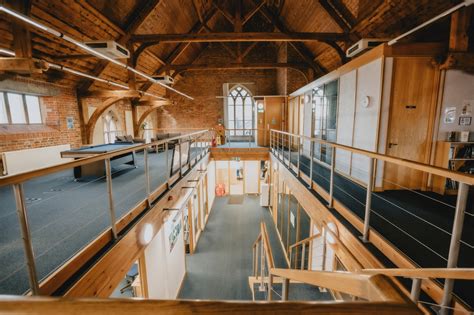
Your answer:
255,3 -> 327,74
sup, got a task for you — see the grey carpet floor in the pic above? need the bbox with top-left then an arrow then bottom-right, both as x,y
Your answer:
0,147 -> 204,295
178,195 -> 287,301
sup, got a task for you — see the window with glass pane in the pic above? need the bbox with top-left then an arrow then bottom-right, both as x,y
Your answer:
25,95 -> 42,123
0,93 -> 43,124
227,86 -> 254,137
8,93 -> 27,124
311,80 -> 339,164
0,93 -> 8,124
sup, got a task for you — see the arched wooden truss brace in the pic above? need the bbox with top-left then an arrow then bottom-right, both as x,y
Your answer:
134,101 -> 170,137
85,97 -> 124,144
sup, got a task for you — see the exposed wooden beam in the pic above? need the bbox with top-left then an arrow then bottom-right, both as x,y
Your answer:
318,0 -> 355,33
0,57 -> 48,74
242,1 -> 265,25
78,0 -> 161,91
322,41 -> 347,64
139,8 -> 218,92
212,2 -> 234,25
134,6 -> 217,70
79,90 -> 142,98
10,0 -> 33,58
137,100 -> 171,106
168,62 -> 307,72
256,4 -> 327,74
131,32 -> 349,43
239,42 -> 258,61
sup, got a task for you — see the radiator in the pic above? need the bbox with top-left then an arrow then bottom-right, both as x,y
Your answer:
1,144 -> 72,176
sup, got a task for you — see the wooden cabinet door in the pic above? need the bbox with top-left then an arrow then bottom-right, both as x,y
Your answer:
383,57 -> 439,190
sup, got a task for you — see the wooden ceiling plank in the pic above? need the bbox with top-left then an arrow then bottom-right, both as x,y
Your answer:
318,0 -> 350,33
131,32 -> 349,43
164,62 -> 307,71
256,4 -> 327,74
77,0 -> 161,92
139,7 -> 218,92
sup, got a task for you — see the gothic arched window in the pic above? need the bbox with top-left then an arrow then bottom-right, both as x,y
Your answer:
227,86 -> 254,136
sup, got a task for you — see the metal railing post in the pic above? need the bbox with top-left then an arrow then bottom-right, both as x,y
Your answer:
362,158 -> 375,242
165,142 -> 170,188
105,159 -> 118,239
297,136 -> 301,177
288,135 -> 292,169
410,278 -> 422,302
309,140 -> 314,189
178,139 -> 182,177
282,277 -> 289,301
144,149 -> 150,200
440,182 -> 469,314
12,184 -> 40,295
329,146 -> 336,208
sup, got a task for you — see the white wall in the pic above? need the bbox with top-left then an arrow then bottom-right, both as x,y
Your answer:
245,161 -> 260,193
335,70 -> 356,175
350,58 -> 383,184
144,212 -> 186,299
438,70 -> 474,139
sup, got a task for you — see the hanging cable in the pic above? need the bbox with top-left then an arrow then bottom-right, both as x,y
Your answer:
0,5 -> 193,100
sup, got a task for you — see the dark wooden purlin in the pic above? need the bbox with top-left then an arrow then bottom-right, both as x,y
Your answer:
322,40 -> 347,64
162,62 -> 308,72
242,1 -> 265,25
256,4 -> 327,75
139,7 -> 218,92
77,0 -> 161,92
318,0 -> 354,33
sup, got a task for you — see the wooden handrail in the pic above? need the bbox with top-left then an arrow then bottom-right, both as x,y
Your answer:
270,129 -> 474,185
270,268 -> 412,304
261,222 -> 275,269
362,268 -> 474,280
289,232 -> 321,251
0,296 -> 422,314
0,130 -> 209,187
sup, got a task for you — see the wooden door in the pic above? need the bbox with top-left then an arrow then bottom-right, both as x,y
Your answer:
384,57 -> 439,190
265,97 -> 284,141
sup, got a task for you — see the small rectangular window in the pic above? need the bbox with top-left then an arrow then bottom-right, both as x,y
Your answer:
25,95 -> 42,124
8,93 -> 26,124
0,92 -> 8,124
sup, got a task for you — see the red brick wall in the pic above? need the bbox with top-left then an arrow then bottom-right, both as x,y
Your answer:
0,83 -> 83,152
159,43 -> 279,130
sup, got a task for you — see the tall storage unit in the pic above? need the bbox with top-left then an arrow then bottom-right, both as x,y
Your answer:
291,43 -> 444,189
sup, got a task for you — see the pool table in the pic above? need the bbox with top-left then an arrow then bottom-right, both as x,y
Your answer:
61,143 -> 141,179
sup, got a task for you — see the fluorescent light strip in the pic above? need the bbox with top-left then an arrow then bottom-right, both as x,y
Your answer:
388,0 -> 474,45
0,5 -> 193,100
0,48 -> 15,56
1,48 -> 166,100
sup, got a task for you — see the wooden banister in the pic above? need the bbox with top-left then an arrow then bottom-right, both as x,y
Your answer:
270,129 -> 474,185
362,268 -> 474,280
270,268 -> 413,304
0,130 -> 209,187
0,296 -> 422,315
261,222 -> 275,269
289,232 -> 321,251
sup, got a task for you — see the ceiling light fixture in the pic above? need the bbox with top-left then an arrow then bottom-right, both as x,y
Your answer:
0,47 -> 15,56
0,5 -> 193,100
